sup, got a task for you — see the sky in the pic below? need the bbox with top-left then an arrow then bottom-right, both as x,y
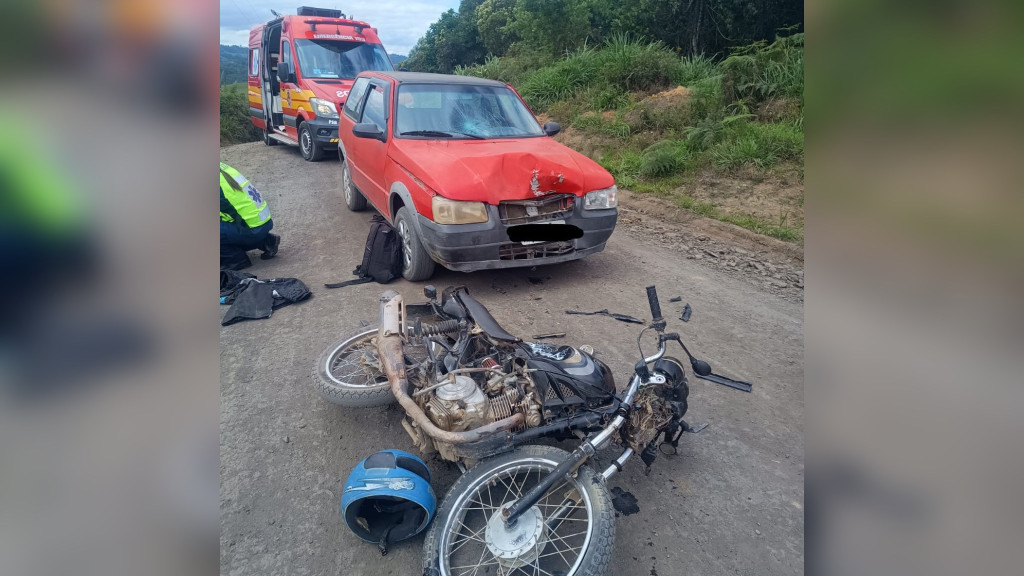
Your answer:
220,1 -> 459,55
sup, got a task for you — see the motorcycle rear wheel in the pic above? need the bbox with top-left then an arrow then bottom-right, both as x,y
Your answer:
422,445 -> 615,576
313,324 -> 427,407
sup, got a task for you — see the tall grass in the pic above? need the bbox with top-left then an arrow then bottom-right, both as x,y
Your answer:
468,36 -> 684,112
721,32 -> 804,104
220,83 -> 261,146
595,33 -> 679,92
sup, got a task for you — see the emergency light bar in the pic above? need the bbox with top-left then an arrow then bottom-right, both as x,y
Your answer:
297,6 -> 344,18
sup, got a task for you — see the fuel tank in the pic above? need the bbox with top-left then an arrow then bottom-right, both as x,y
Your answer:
520,342 -> 616,413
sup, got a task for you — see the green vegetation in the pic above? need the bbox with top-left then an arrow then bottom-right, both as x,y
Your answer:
456,32 -> 804,241
220,83 -> 261,146
220,45 -> 249,86
404,0 -> 803,74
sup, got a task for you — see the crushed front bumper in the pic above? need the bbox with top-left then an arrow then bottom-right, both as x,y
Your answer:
415,203 -> 618,272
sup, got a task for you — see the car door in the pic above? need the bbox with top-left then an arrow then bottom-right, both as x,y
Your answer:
347,79 -> 392,214
341,76 -> 371,184
278,39 -> 301,140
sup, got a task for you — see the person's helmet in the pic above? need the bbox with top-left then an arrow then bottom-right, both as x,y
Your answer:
341,449 -> 436,554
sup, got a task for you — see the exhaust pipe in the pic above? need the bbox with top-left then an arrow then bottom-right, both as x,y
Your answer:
377,291 -> 523,444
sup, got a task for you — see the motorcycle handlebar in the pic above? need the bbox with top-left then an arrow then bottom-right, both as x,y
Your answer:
646,285 -> 664,324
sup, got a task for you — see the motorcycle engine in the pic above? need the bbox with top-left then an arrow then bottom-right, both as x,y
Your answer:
425,375 -> 490,432
411,361 -> 544,461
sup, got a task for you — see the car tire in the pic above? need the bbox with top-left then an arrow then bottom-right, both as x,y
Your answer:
395,207 -> 435,282
341,158 -> 367,211
298,122 -> 324,161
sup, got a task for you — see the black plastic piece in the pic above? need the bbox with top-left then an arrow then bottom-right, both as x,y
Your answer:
695,371 -> 753,392
680,303 -> 692,322
423,285 -> 437,300
565,309 -> 644,324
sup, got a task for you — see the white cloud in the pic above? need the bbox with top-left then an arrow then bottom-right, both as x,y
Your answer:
219,1 -> 458,55
219,27 -> 251,48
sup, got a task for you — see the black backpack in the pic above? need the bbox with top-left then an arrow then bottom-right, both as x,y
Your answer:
325,215 -> 402,288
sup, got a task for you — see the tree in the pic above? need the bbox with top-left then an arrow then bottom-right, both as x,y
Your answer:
508,0 -> 593,56
404,1 -> 487,73
475,0 -> 517,56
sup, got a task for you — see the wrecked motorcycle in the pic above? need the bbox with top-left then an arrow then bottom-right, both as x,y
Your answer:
314,285 -> 714,576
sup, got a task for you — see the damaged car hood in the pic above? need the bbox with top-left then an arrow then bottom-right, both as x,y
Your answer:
389,137 -> 615,203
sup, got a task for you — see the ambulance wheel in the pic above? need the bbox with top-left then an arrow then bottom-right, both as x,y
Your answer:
299,122 -> 324,162
263,128 -> 278,146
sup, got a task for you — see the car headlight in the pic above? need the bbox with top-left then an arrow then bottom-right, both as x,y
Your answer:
432,196 -> 489,225
310,98 -> 338,118
583,185 -> 618,210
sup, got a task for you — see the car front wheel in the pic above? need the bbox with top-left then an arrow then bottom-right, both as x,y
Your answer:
394,207 -> 435,282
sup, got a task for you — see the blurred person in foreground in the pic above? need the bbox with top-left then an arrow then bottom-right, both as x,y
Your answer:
219,163 -> 280,270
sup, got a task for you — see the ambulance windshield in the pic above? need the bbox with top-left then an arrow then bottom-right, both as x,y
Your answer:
294,40 -> 393,79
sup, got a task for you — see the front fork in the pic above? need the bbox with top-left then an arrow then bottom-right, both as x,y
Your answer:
501,345 -> 669,528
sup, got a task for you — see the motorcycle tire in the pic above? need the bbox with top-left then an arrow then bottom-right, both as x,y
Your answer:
312,324 -> 396,407
422,445 -> 615,576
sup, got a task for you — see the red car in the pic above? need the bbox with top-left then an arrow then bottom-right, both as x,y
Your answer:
337,71 -> 619,280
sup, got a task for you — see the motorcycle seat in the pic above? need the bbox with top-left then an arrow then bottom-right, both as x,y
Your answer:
454,289 -> 521,343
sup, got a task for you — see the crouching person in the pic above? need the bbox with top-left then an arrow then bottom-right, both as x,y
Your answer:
219,162 -> 280,270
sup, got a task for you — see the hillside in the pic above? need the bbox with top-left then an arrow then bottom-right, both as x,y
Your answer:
220,45 -> 248,86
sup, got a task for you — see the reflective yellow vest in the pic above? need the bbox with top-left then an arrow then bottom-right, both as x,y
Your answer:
219,162 -> 271,227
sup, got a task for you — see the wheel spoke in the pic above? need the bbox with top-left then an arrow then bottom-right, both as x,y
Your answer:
442,460 -> 593,576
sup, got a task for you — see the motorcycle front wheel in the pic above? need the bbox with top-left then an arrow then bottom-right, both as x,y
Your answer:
422,445 -> 615,576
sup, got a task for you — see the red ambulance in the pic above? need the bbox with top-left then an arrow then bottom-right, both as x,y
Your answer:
247,6 -> 394,161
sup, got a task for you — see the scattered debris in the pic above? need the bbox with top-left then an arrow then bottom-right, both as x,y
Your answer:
532,332 -> 566,340
617,204 -> 804,302
669,296 -> 682,302
527,277 -> 544,285
566,309 -> 644,325
680,303 -> 692,322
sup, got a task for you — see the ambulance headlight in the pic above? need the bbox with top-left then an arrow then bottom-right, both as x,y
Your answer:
311,98 -> 339,119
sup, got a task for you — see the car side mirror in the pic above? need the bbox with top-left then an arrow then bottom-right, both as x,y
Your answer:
277,62 -> 292,83
353,123 -> 385,141
543,122 -> 561,137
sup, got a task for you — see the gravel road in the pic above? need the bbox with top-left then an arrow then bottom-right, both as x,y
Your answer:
219,142 -> 804,576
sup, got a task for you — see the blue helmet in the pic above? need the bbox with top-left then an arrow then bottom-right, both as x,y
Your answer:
341,449 -> 436,553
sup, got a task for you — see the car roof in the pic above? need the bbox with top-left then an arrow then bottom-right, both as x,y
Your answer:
362,71 -> 507,87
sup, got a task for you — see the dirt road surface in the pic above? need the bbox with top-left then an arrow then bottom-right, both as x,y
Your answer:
220,142 -> 804,576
